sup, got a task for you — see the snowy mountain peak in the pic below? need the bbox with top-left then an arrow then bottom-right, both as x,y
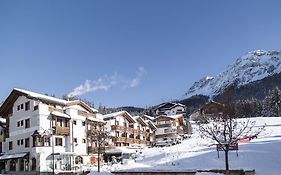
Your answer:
186,50 -> 281,98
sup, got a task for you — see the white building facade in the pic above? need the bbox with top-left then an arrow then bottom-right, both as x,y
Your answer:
155,103 -> 186,116
153,114 -> 185,142
103,111 -> 156,147
0,88 -> 102,173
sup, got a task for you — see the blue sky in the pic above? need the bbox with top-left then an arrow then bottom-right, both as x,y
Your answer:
1,0 -> 281,108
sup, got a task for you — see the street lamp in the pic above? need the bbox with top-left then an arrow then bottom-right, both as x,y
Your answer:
47,128 -> 55,175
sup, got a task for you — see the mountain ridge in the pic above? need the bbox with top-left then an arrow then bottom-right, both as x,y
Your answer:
185,50 -> 281,99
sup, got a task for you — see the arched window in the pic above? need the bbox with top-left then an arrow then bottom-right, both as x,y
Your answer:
31,158 -> 36,171
75,156 -> 83,164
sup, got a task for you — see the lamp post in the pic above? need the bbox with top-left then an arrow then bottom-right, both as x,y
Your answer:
47,128 -> 55,175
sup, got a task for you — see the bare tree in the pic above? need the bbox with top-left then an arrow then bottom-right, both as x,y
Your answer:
197,102 -> 265,171
88,122 -> 111,172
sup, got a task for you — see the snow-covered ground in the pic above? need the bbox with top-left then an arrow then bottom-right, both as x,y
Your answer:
89,117 -> 281,175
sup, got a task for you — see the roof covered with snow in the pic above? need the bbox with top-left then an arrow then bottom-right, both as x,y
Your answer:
0,88 -> 97,115
103,111 -> 137,123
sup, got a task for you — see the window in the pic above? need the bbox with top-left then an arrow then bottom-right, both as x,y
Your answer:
25,138 -> 30,147
17,140 -> 20,146
116,121 -> 119,125
75,156 -> 83,164
9,141 -> 13,150
55,138 -> 63,146
34,105 -> 38,111
21,139 -> 24,145
17,105 -> 20,111
57,118 -> 63,127
25,101 -> 30,111
82,121 -> 85,126
82,139 -> 86,143
74,138 -> 77,143
73,120 -> 76,125
21,120 -> 24,126
44,137 -> 50,146
17,121 -> 20,127
25,119 -> 30,128
21,104 -> 24,109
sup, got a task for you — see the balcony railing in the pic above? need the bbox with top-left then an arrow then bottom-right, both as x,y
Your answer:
111,125 -> 152,136
112,137 -> 151,145
53,126 -> 70,135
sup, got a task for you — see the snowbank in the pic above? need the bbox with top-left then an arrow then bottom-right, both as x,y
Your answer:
90,117 -> 281,175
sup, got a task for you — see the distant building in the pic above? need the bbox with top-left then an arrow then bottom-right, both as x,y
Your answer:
154,102 -> 186,116
153,114 -> 185,142
189,101 -> 224,121
103,111 -> 156,147
0,88 -> 103,173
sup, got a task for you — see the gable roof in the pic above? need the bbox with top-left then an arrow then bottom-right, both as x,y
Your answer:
155,102 -> 185,111
0,88 -> 97,116
147,120 -> 157,131
134,116 -> 148,126
66,100 -> 98,113
141,115 -> 154,121
103,111 -> 137,123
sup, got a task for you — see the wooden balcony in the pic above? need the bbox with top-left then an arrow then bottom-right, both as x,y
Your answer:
53,126 -> 70,135
112,137 -> 152,145
111,125 -> 126,131
111,125 -> 146,134
112,137 -> 126,142
127,127 -> 135,133
140,130 -> 150,136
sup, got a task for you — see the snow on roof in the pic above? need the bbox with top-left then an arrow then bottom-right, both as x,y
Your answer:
51,111 -> 70,119
88,116 -> 105,123
143,115 -> 154,121
134,116 -> 148,126
14,88 -> 97,113
155,102 -> 185,111
147,120 -> 157,130
103,111 -> 126,119
103,111 -> 137,123
154,114 -> 184,121
14,88 -> 68,105
91,107 -> 98,113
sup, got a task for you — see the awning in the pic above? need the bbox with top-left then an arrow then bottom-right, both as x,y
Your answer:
51,111 -> 70,119
0,152 -> 29,160
51,152 -> 74,156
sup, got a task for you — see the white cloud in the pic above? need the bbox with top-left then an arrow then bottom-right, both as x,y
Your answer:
67,67 -> 147,97
129,67 -> 147,88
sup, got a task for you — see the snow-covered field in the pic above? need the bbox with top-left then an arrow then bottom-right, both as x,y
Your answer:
89,117 -> 281,175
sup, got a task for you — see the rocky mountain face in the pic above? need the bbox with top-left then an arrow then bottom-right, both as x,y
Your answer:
185,50 -> 281,101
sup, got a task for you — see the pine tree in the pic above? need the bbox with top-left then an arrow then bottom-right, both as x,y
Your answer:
262,87 -> 281,117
